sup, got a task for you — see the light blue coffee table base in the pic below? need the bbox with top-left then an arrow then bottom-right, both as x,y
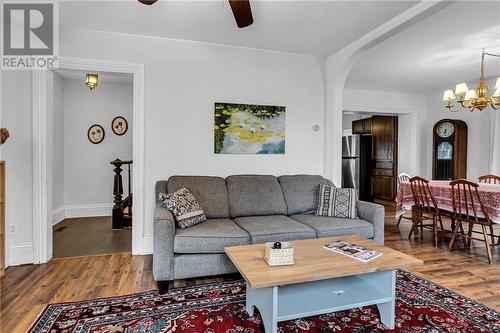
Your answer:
246,270 -> 396,333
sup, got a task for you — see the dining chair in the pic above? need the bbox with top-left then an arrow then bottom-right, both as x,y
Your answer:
408,176 -> 445,247
478,174 -> 500,185
448,179 -> 495,264
396,173 -> 412,229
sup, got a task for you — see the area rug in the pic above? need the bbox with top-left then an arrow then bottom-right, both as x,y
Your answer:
28,270 -> 500,333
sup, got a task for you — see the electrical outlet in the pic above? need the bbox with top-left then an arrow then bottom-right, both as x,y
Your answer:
9,224 -> 15,234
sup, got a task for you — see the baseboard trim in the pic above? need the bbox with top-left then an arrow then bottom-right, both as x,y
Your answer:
52,206 -> 65,225
52,203 -> 113,225
141,234 -> 153,255
9,242 -> 34,266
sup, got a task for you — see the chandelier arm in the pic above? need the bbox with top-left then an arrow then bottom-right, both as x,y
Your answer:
483,52 -> 500,58
447,104 -> 463,112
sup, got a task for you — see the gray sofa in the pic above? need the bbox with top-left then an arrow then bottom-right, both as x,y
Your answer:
153,174 -> 384,290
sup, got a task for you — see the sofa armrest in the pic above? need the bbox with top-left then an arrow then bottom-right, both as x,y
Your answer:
357,200 -> 385,244
153,203 -> 176,281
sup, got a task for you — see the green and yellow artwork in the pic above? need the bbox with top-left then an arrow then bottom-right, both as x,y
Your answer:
214,102 -> 285,154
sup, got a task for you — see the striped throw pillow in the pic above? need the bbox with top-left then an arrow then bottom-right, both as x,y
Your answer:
315,184 -> 357,218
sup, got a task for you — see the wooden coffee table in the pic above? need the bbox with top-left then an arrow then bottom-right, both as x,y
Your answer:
225,235 -> 423,333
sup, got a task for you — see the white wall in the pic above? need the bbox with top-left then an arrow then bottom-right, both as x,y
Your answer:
1,70 -> 34,265
61,79 -> 133,217
60,28 -> 324,240
2,28 -> 325,261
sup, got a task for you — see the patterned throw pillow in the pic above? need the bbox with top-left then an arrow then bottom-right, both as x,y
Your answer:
315,184 -> 357,218
158,188 -> 207,229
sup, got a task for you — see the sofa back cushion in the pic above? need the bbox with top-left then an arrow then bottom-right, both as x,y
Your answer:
278,175 -> 334,215
226,175 -> 287,218
168,176 -> 230,219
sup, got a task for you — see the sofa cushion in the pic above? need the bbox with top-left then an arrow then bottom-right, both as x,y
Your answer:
174,218 -> 250,254
233,215 -> 316,244
226,175 -> 287,217
168,176 -> 230,219
278,175 -> 333,215
290,214 -> 373,239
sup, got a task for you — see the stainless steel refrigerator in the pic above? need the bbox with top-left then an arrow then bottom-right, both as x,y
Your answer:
342,135 -> 372,201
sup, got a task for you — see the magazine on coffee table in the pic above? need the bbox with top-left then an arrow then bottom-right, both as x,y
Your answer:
323,240 -> 382,262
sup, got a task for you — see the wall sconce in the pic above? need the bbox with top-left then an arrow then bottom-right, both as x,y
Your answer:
85,73 -> 98,90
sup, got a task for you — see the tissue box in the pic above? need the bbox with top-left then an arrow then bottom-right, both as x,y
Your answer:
264,242 -> 294,266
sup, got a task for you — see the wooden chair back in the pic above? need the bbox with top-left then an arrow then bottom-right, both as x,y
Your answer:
449,179 -> 490,224
409,176 -> 439,213
397,173 -> 411,186
478,174 -> 500,184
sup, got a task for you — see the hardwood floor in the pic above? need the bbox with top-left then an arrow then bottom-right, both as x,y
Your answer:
53,216 -> 131,258
1,208 -> 500,332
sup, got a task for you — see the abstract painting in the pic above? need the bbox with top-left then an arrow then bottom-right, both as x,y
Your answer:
214,102 -> 285,154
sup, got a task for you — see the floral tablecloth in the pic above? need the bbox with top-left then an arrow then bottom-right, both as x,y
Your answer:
395,180 -> 500,224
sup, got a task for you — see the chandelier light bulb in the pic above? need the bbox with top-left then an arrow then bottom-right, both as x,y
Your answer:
455,83 -> 469,95
495,77 -> 500,90
443,90 -> 456,101
464,89 -> 478,101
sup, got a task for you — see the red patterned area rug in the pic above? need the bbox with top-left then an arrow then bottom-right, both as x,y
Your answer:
28,270 -> 500,333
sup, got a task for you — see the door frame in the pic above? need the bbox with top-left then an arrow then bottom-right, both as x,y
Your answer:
32,57 -> 145,263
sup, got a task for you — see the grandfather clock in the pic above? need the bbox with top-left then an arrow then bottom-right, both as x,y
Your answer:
432,119 -> 468,180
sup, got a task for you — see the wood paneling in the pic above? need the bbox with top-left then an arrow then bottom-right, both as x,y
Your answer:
371,116 -> 398,201
2,206 -> 500,332
352,118 -> 372,135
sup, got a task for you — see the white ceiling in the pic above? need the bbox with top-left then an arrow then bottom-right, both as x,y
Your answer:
59,0 -> 418,57
346,1 -> 500,94
54,69 -> 133,84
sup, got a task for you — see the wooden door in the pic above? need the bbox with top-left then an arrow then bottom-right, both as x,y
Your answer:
371,116 -> 398,201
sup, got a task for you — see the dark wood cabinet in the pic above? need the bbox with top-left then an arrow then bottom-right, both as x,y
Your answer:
432,119 -> 467,180
352,118 -> 372,135
371,116 -> 398,201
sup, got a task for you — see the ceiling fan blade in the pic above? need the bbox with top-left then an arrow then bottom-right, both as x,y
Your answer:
228,0 -> 253,28
138,0 -> 157,5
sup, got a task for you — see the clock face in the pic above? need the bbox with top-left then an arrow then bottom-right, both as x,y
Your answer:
436,122 -> 455,138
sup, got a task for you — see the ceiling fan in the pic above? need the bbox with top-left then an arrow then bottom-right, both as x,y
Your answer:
137,0 -> 254,28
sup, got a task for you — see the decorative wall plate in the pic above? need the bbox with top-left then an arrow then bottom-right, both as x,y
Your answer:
87,124 -> 105,144
112,116 -> 128,136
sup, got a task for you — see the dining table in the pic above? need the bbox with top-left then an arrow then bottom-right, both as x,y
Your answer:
396,180 -> 500,224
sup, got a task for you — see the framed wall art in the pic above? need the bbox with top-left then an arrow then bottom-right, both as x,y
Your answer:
112,116 -> 128,136
214,102 -> 285,154
87,124 -> 105,144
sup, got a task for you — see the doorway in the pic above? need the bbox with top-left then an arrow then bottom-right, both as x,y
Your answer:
342,111 -> 415,205
32,58 -> 145,264
50,69 -> 133,258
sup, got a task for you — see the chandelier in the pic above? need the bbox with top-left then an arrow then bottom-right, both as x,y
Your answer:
443,50 -> 500,112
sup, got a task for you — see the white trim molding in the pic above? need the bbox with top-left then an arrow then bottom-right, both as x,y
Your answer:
52,206 -> 65,225
141,234 -> 153,255
32,57 -> 145,264
9,242 -> 34,266
52,203 -> 114,225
